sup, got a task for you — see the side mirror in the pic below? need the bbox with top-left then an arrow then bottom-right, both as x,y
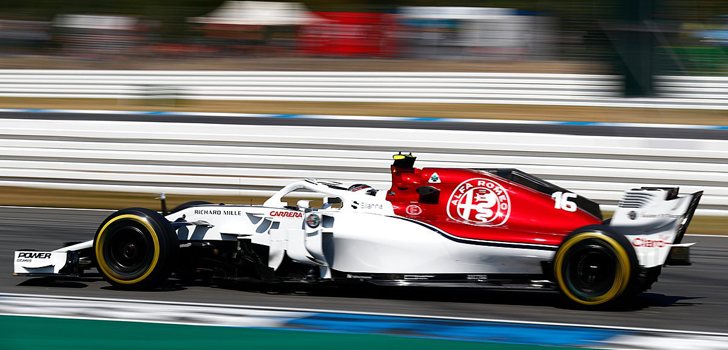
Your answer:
297,200 -> 311,209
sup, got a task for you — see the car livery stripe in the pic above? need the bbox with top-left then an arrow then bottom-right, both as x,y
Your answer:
389,215 -> 559,251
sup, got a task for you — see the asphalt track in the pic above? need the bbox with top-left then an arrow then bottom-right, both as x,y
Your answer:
2,206 -> 727,334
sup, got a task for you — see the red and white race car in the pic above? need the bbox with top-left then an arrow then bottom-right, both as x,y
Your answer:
14,153 -> 702,306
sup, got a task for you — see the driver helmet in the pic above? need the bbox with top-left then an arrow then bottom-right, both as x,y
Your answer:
348,183 -> 377,196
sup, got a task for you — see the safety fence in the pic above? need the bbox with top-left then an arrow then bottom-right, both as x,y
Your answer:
1,70 -> 727,110
0,115 -> 725,216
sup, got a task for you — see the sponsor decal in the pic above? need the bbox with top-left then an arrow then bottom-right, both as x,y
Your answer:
428,172 -> 441,184
352,201 -> 384,210
405,204 -> 423,216
466,274 -> 488,281
362,203 -> 384,210
632,237 -> 667,248
16,252 -> 52,263
193,209 -> 242,216
640,213 -> 681,219
269,210 -> 303,218
403,275 -> 435,280
17,252 -> 51,259
447,178 -> 511,226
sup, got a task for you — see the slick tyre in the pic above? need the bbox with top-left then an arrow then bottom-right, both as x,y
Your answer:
94,208 -> 178,289
553,226 -> 638,307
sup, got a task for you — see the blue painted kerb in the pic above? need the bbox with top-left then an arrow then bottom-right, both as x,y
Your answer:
283,313 -> 627,347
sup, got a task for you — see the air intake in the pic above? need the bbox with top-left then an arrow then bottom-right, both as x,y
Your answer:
618,190 -> 656,209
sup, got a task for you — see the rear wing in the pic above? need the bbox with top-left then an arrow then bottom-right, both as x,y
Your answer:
674,190 -> 703,244
609,187 -> 702,268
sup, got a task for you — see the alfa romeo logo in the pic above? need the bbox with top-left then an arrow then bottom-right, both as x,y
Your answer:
447,178 -> 511,226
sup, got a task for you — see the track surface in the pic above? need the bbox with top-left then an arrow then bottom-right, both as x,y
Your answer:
2,207 -> 727,333
2,110 -> 728,140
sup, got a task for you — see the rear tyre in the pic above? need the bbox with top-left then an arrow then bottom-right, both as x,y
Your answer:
93,208 -> 178,289
553,227 -> 637,306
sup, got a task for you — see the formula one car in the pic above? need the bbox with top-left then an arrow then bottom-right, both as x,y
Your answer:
14,153 -> 702,306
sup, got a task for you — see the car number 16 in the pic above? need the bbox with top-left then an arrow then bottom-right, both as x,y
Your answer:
552,191 -> 578,212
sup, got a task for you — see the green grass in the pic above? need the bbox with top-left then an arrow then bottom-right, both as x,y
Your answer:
0,315 -> 589,350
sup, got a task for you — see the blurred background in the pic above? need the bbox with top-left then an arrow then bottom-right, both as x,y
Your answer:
0,0 -> 727,219
1,0 -> 727,87
1,3 -> 728,348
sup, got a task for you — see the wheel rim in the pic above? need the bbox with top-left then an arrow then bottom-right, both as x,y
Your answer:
554,232 -> 631,305
564,241 -> 617,299
105,225 -> 151,277
94,214 -> 161,285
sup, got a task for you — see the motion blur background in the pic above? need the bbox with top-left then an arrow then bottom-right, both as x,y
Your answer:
2,3 -> 728,349
0,0 -> 727,228
1,0 -> 727,83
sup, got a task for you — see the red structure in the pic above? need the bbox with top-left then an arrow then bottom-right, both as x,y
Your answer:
299,12 -> 398,57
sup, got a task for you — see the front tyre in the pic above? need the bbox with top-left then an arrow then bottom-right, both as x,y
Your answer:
554,227 -> 637,306
94,208 -> 178,289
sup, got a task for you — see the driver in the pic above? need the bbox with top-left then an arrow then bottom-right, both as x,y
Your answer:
348,183 -> 378,196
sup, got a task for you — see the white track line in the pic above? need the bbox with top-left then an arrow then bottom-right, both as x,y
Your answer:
0,313 -> 291,329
